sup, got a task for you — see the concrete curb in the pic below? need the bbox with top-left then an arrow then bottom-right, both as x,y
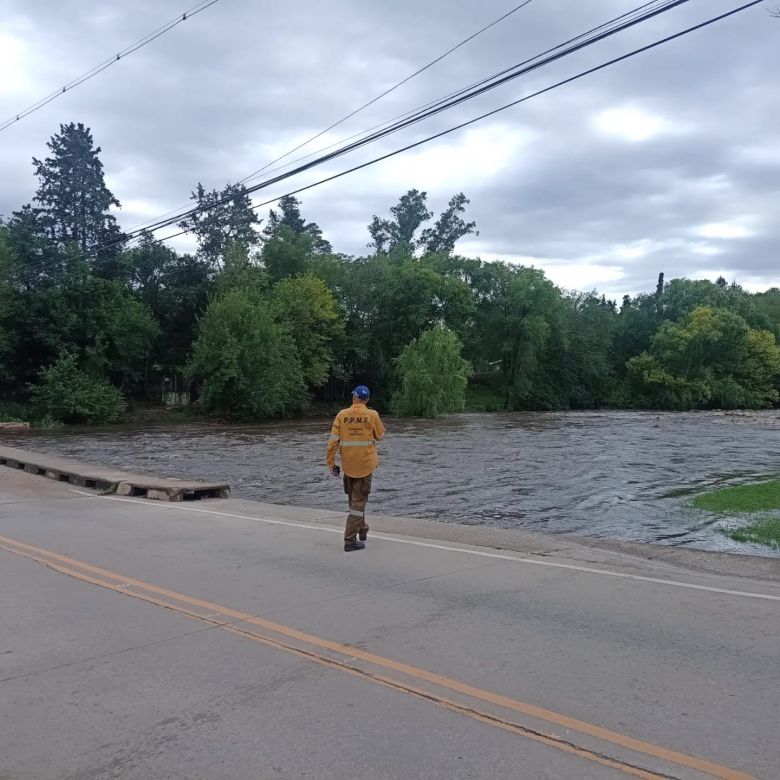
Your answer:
0,444 -> 229,502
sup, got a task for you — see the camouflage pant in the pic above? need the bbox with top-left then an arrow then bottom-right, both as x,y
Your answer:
343,474 -> 372,543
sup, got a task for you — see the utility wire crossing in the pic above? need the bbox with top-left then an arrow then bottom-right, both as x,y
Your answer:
124,0 -> 663,238
0,0 -> 222,134
123,0 -> 659,239
144,0 -> 765,252
14,0 -> 765,278
122,0 -> 539,237
110,0 -> 699,243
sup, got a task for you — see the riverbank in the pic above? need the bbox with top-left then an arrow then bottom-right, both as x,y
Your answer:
2,440 -> 780,578
4,388 -> 780,430
4,410 -> 780,555
6,409 -> 780,550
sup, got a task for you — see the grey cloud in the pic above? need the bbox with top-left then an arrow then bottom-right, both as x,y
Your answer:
1,0 -> 778,299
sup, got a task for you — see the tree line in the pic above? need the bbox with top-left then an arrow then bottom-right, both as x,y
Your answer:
1,122 -> 778,424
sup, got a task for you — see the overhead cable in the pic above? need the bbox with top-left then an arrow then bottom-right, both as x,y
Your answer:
126,0 -> 694,241
122,0 -> 539,236
236,0 -> 539,185
0,0 -> 222,134
125,0 -> 667,236
124,1 -> 770,251
17,0 -> 763,275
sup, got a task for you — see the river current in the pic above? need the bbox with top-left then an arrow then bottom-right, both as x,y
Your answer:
8,410 -> 780,556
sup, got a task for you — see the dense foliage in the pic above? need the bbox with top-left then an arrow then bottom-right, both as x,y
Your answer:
392,326 -> 471,417
31,352 -> 126,425
1,123 -> 778,422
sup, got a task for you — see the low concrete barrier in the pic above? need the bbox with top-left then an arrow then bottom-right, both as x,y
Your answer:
0,445 -> 229,502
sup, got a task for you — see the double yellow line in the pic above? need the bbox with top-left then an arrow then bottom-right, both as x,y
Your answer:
0,533 -> 753,780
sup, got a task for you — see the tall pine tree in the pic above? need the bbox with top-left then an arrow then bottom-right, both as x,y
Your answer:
30,123 -> 125,273
264,195 -> 331,254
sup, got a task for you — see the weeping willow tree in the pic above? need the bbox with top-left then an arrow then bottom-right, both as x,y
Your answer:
392,325 -> 471,417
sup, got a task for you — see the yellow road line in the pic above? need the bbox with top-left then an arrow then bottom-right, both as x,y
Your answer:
0,533 -> 754,780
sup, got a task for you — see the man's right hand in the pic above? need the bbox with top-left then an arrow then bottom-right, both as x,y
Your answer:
330,466 -> 340,478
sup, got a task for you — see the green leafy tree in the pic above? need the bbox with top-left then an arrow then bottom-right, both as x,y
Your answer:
10,265 -> 159,390
155,253 -> 212,373
556,292 -> 617,408
6,124 -> 124,283
627,306 -> 780,409
271,274 -> 343,386
733,329 -> 780,407
261,225 -> 313,282
612,292 -> 659,378
122,235 -> 213,387
392,326 -> 471,417
265,195 -> 305,235
20,123 -> 125,280
306,253 -> 393,392
368,189 -> 432,254
31,351 -> 126,424
179,183 -> 260,266
384,261 -> 448,353
261,196 -> 332,281
752,288 -> 780,338
420,193 -> 478,253
470,264 -> 563,409
660,277 -> 766,328
0,227 -> 18,380
310,253 -> 475,393
5,204 -> 65,287
214,241 -> 267,297
186,289 -> 306,418
123,230 -> 179,309
369,190 -> 477,255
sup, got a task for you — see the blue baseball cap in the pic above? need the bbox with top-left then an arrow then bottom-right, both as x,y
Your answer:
352,385 -> 370,400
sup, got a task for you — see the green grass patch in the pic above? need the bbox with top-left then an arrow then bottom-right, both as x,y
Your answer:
694,480 -> 780,549
724,517 -> 780,549
693,480 -> 780,513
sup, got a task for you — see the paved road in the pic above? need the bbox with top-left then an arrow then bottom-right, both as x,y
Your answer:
1,469 -> 779,779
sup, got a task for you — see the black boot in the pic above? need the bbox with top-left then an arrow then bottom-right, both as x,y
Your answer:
344,541 -> 366,552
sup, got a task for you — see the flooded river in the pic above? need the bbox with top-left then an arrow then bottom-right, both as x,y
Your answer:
7,410 -> 780,555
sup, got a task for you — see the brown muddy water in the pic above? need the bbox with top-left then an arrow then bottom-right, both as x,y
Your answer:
6,410 -> 780,556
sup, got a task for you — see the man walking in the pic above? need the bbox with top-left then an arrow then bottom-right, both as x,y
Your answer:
326,385 -> 385,552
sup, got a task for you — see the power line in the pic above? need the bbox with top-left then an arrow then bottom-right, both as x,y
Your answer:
237,0 -> 674,190
17,0 -> 762,277
122,0 -> 539,237
119,0 -> 668,238
124,0 -> 665,238
143,0 -> 763,250
127,0 -> 691,240
0,0 -> 223,134
236,0 -> 538,186
18,0 -> 690,276
23,0 -> 687,278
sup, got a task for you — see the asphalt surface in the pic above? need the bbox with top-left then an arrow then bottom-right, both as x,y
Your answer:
1,469 -> 779,779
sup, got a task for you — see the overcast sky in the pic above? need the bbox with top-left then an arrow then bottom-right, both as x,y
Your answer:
1,0 -> 778,299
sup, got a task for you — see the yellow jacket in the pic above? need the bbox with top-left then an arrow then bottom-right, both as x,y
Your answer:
326,403 -> 385,478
